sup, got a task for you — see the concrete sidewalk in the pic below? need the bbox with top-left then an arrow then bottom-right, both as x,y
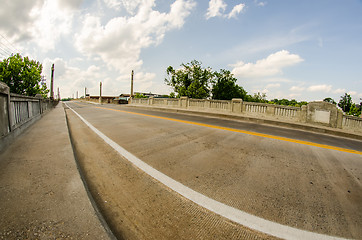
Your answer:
0,104 -> 112,239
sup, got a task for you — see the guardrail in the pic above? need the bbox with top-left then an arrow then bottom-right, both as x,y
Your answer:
0,82 -> 58,152
131,97 -> 362,133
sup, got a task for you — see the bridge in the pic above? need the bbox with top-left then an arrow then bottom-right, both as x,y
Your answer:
0,97 -> 361,239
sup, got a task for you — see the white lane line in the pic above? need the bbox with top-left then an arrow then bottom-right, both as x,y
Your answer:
66,103 -> 347,240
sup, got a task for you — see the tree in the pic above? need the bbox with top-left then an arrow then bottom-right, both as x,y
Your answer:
348,103 -> 361,117
211,69 -> 247,100
338,93 -> 352,113
0,53 -> 48,97
165,60 -> 213,99
323,97 -> 336,105
134,93 -> 147,98
245,92 -> 267,103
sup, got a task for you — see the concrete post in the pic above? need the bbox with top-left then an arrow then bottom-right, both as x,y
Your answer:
131,70 -> 134,97
99,82 -> 102,104
27,101 -> 33,118
266,104 -> 275,116
336,110 -> 343,129
206,99 -> 211,109
180,97 -> 189,109
0,82 -> 11,135
231,98 -> 243,113
50,64 -> 54,100
300,105 -> 307,123
149,97 -> 154,105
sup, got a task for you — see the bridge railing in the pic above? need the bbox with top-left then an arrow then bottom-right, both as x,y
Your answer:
130,96 -> 362,133
1,82 -> 58,151
343,115 -> 362,130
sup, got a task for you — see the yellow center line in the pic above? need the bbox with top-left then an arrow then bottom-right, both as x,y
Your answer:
75,102 -> 361,155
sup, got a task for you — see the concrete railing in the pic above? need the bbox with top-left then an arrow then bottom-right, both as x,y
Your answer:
0,82 -> 58,152
130,97 -> 362,133
343,115 -> 362,130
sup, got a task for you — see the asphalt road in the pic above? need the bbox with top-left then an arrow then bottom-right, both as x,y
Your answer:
65,101 -> 362,239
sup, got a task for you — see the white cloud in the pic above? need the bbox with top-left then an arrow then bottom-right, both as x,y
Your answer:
205,0 -> 227,19
0,0 -> 43,42
103,0 -> 145,14
228,4 -> 245,19
256,1 -> 266,7
265,83 -> 280,88
290,86 -> 305,92
333,88 -> 346,94
288,93 -> 301,98
0,0 -> 82,50
75,0 -> 196,74
42,58 -> 108,98
103,0 -> 123,11
231,50 -> 304,78
206,0 -> 245,19
31,0 -> 80,50
307,84 -> 332,92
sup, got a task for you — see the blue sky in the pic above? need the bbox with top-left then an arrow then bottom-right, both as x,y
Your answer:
0,0 -> 361,103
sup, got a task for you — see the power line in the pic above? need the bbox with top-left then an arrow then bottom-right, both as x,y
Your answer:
0,46 -> 12,59
0,44 -> 12,55
0,33 -> 19,54
0,39 -> 14,52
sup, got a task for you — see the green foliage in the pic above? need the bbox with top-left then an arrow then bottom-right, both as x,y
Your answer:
269,98 -> 308,107
323,97 -> 336,105
165,60 -> 213,99
338,93 -> 352,113
61,98 -> 72,101
164,60 -> 311,106
0,53 -> 49,97
134,93 -> 147,98
244,92 -> 268,103
211,69 -> 246,100
348,103 -> 361,117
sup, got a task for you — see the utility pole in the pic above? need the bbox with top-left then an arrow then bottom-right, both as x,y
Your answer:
85,87 -> 87,98
130,70 -> 134,97
57,87 -> 60,100
76,91 -> 78,99
99,82 -> 102,104
50,64 -> 54,99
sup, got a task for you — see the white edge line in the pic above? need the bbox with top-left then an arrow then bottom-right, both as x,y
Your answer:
66,103 -> 348,240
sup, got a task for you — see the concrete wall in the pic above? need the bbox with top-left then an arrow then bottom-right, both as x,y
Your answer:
0,82 -> 10,138
131,97 -> 362,133
0,83 -> 58,152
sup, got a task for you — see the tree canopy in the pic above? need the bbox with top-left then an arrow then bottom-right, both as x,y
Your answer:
338,93 -> 352,113
0,53 -> 48,97
165,60 -> 213,99
211,69 -> 246,100
323,97 -> 336,105
336,93 -> 361,117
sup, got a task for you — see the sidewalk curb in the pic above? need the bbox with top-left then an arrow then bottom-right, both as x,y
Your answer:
63,104 -> 117,240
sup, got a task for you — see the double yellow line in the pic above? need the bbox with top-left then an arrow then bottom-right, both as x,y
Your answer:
91,104 -> 362,155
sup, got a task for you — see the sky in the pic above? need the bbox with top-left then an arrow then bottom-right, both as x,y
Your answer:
0,0 -> 361,103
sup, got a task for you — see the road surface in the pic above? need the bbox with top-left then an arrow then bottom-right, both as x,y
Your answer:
64,101 -> 362,240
